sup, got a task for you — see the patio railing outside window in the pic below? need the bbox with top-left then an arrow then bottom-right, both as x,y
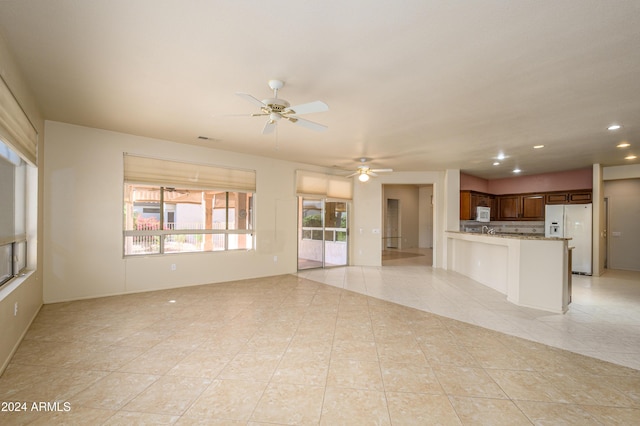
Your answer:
123,184 -> 253,256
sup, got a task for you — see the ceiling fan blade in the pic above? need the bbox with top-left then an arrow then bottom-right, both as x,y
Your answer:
345,172 -> 358,178
285,100 -> 329,115
262,120 -> 276,135
370,168 -> 393,173
236,92 -> 266,108
369,172 -> 379,177
287,116 -> 327,132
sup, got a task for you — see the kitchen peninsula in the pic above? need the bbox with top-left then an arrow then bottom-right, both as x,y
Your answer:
446,231 -> 571,313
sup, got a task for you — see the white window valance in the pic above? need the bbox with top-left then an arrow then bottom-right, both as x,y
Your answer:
296,170 -> 352,200
124,154 -> 256,192
0,76 -> 38,165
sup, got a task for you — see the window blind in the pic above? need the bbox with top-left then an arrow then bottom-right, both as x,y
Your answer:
0,76 -> 38,165
124,154 -> 256,192
296,170 -> 353,200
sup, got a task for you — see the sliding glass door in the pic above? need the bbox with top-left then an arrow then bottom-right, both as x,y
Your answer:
298,197 -> 348,270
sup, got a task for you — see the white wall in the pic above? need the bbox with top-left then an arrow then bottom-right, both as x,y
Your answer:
419,186 -> 433,248
603,164 -> 640,180
43,122 -> 459,301
43,122 -> 306,302
592,164 -> 605,276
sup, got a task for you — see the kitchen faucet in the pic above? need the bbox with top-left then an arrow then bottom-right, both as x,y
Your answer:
482,225 -> 495,235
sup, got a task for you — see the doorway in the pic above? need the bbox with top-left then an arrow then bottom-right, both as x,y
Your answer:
297,197 -> 349,270
382,184 -> 434,266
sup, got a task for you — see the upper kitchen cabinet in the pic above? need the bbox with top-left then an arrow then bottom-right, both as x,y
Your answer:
461,188 -> 591,221
460,191 -> 494,220
497,195 -> 519,220
497,193 -> 545,220
521,194 -> 545,219
545,190 -> 592,205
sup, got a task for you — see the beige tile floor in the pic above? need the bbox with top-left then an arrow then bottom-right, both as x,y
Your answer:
0,265 -> 639,424
303,248 -> 640,370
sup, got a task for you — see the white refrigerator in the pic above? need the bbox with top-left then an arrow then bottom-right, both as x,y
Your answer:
545,203 -> 592,275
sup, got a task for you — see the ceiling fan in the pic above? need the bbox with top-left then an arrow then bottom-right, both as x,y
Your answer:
236,80 -> 329,135
346,158 -> 393,182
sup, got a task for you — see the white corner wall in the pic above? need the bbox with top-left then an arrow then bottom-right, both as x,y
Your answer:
419,185 -> 434,248
43,122 -> 302,303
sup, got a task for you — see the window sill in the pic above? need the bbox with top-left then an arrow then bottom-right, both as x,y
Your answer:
0,270 -> 36,301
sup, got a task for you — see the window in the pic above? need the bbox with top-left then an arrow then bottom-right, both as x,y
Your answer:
296,170 -> 352,244
0,140 -> 29,286
123,155 -> 255,256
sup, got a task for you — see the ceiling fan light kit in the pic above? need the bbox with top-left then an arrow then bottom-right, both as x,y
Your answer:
347,157 -> 393,182
236,80 -> 329,134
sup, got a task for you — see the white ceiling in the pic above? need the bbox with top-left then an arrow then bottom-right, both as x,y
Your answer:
1,0 -> 639,179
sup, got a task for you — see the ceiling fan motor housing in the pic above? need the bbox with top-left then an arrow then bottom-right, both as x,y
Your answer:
261,97 -> 290,113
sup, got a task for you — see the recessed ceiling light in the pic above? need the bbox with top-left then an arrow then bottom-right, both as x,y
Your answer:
608,124 -> 622,131
617,142 -> 631,148
625,155 -> 637,160
533,145 -> 545,149
493,162 -> 500,166
496,153 -> 506,160
513,168 -> 522,173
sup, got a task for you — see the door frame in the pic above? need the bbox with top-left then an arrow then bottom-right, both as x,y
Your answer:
297,196 -> 349,270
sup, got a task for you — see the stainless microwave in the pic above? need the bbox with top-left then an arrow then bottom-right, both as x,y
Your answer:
476,206 -> 490,222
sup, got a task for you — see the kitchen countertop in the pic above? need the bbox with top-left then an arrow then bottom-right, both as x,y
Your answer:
447,230 -> 570,241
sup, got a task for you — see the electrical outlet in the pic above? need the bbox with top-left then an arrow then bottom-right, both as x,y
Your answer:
14,302 -> 18,316
273,256 -> 278,263
170,264 -> 177,271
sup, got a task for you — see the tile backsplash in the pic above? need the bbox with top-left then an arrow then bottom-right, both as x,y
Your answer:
461,220 -> 545,235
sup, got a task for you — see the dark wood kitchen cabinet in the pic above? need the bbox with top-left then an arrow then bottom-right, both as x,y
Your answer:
462,189 -> 590,221
460,191 -> 494,220
497,195 -> 519,220
568,190 -> 592,204
497,193 -> 545,220
545,189 -> 592,205
521,194 -> 545,219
